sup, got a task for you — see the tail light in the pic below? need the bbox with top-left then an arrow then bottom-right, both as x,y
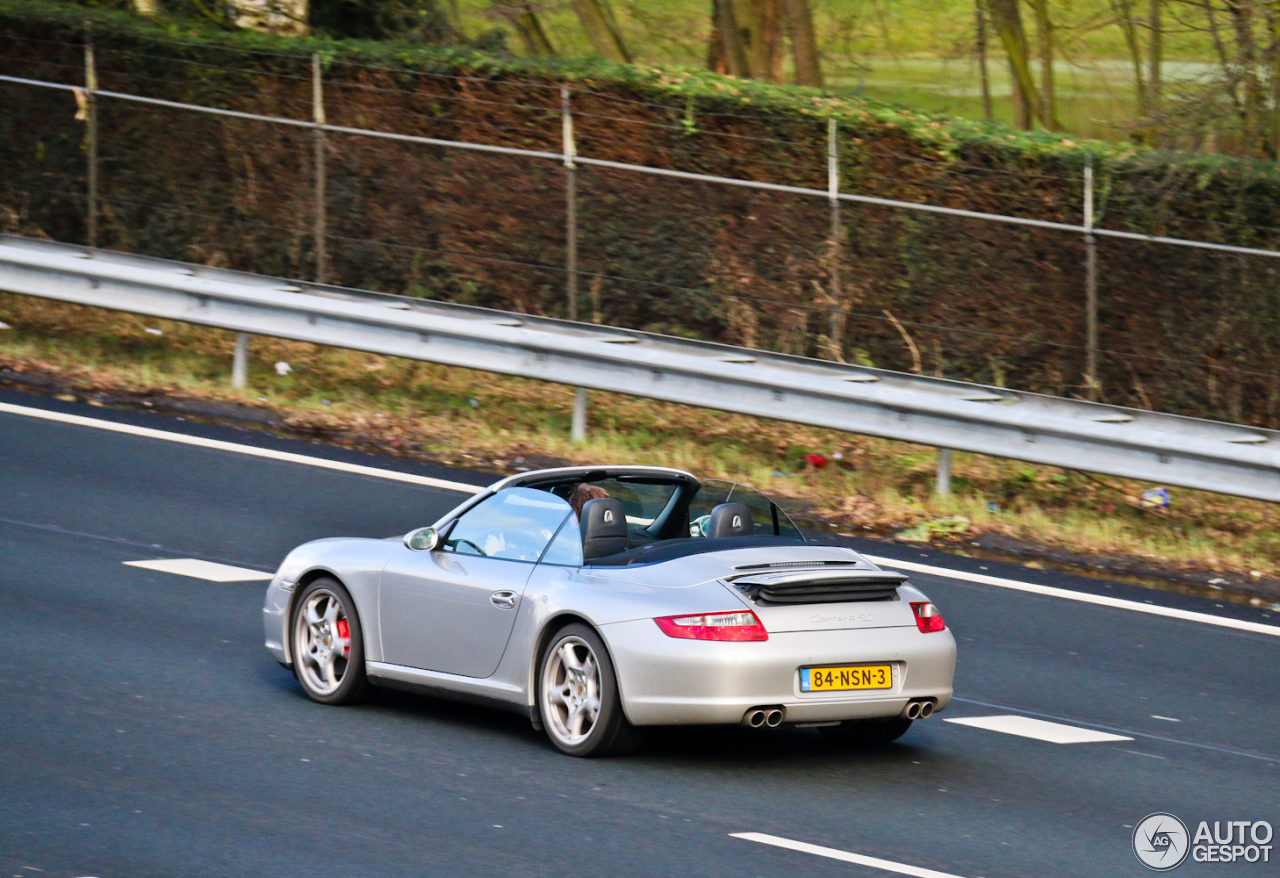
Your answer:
911,601 -> 946,633
655,611 -> 768,642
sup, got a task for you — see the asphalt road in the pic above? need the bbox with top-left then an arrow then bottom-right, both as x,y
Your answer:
1,388 -> 1277,878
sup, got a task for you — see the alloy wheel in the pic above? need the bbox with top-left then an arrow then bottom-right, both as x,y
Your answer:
541,636 -> 602,746
294,588 -> 352,696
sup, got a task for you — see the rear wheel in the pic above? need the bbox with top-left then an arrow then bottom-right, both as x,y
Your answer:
819,717 -> 913,746
291,578 -> 370,705
537,623 -> 644,757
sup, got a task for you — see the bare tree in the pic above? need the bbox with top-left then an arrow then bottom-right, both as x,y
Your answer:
1111,0 -> 1149,112
708,0 -> 750,76
781,0 -> 822,86
1027,0 -> 1061,129
493,2 -> 556,54
739,0 -> 785,83
976,0 -> 995,120
982,0 -> 1042,128
572,0 -> 631,63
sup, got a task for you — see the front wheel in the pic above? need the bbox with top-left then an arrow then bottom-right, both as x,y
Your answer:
819,717 -> 913,746
290,577 -> 370,705
537,623 -> 644,757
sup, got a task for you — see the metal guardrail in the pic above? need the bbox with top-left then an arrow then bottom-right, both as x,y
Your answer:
1,233 -> 1278,502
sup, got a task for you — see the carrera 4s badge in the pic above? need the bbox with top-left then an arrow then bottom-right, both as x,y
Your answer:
809,612 -> 875,623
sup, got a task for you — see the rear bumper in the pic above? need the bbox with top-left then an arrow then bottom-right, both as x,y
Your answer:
602,620 -> 956,726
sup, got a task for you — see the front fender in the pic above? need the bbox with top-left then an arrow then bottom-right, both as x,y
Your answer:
262,537 -> 400,666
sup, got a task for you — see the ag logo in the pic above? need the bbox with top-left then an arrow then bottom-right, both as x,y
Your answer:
602,509 -> 615,523
1134,812 -> 1190,871
732,514 -> 743,528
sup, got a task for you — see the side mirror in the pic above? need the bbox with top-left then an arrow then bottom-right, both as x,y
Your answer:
404,526 -> 439,551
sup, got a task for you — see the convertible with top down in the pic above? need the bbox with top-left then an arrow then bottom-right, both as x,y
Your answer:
263,465 -> 956,756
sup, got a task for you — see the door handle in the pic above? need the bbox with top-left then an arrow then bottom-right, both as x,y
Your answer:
490,590 -> 517,610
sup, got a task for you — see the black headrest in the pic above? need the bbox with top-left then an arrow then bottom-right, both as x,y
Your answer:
581,498 -> 628,560
708,502 -> 754,538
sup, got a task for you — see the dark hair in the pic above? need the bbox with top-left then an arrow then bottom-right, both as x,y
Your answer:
567,483 -> 610,517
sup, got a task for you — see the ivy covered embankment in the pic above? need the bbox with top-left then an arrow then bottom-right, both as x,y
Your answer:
4,0 -> 1280,426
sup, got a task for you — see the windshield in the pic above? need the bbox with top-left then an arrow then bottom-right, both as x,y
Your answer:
687,479 -> 803,540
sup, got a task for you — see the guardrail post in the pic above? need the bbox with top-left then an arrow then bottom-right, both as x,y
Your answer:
571,387 -> 588,443
232,332 -> 249,389
1084,153 -> 1098,400
827,118 -> 842,359
935,448 -> 952,496
312,53 -> 327,285
83,21 -> 98,250
563,84 -> 589,442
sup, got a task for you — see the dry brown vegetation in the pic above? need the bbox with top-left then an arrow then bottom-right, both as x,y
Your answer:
4,291 -> 1279,588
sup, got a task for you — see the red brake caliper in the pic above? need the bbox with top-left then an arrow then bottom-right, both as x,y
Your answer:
336,618 -> 350,656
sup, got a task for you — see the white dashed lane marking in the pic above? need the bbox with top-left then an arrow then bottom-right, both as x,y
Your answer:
123,559 -> 273,582
944,714 -> 1133,744
731,833 -> 965,878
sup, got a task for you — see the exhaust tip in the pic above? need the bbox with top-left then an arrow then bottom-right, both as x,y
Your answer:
764,708 -> 785,728
745,709 -> 767,728
904,702 -> 922,720
919,700 -> 934,718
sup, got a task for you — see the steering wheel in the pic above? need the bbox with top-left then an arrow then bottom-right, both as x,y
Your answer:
451,539 -> 488,556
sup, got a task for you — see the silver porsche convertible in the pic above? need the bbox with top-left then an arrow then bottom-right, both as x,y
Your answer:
263,465 -> 956,757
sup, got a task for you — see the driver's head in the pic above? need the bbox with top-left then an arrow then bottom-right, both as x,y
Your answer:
568,483 -> 610,517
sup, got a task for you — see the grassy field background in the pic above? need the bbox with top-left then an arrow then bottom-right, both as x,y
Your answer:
451,0 -> 1220,142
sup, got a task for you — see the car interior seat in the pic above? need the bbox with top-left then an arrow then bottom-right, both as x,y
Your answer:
581,497 -> 629,560
707,502 -> 754,538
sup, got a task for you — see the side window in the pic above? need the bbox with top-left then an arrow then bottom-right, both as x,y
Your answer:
443,487 -> 571,562
539,515 -> 584,567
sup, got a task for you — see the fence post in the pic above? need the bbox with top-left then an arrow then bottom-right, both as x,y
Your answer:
83,21 -> 98,250
562,84 -> 578,321
232,332 -> 250,389
563,84 -> 589,442
312,53 -> 327,285
827,118 -> 842,358
935,448 -> 952,496
1084,153 -> 1098,399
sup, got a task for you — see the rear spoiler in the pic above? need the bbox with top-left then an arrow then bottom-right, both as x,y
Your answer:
731,568 -> 908,605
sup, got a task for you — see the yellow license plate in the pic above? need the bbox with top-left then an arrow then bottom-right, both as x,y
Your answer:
800,664 -> 892,692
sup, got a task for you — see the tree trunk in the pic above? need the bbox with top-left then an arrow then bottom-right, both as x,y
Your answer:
781,0 -> 822,86
983,0 -> 1041,128
708,0 -> 750,76
496,2 -> 556,55
572,0 -> 631,63
976,1 -> 994,120
1148,0 -> 1163,112
737,0 -> 784,82
1028,0 -> 1060,129
1267,1 -> 1280,156
1110,0 -> 1148,114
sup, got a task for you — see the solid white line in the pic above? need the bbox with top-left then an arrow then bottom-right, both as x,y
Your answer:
731,833 -> 964,878
865,555 -> 1280,638
944,715 -> 1132,744
124,559 -> 273,582
6,400 -> 1277,639
0,401 -> 485,495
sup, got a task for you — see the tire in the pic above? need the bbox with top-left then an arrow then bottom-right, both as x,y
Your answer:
290,577 -> 371,705
819,717 -> 913,746
537,623 -> 645,757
